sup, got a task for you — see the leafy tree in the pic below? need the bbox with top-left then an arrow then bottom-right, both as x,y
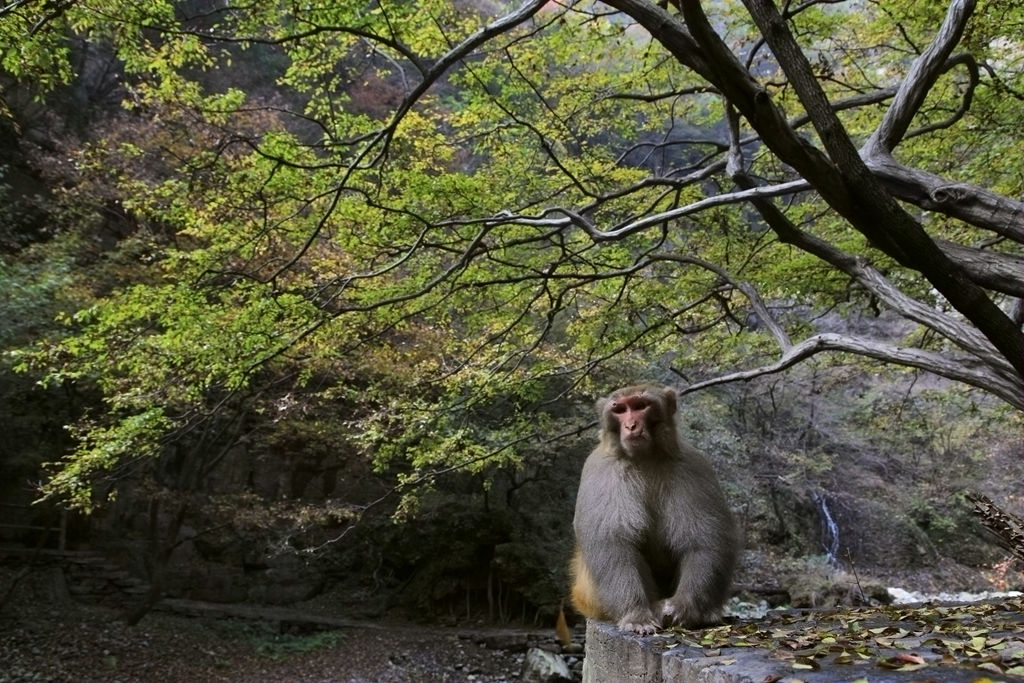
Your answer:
2,0 -> 1021,509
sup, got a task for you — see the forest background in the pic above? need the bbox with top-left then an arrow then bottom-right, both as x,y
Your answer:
0,0 -> 1022,627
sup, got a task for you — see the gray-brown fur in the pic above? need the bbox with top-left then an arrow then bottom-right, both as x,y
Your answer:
571,385 -> 739,635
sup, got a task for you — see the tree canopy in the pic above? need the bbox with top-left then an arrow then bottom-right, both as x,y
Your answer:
2,0 -> 1022,508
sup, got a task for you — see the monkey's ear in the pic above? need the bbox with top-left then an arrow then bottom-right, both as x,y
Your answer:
662,387 -> 678,415
595,397 -> 609,417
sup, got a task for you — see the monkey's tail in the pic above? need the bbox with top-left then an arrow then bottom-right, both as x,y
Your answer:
569,548 -> 603,620
555,600 -> 572,646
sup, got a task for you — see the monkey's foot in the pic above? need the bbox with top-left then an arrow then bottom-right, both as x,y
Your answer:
658,599 -> 723,629
617,611 -> 661,636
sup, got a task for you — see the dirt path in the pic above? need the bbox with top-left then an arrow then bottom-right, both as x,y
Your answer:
1,587 -> 572,682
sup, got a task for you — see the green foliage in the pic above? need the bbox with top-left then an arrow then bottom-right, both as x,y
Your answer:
254,629 -> 341,661
2,0 -> 1020,513
0,9 -> 72,92
210,620 -> 342,661
42,407 -> 171,509
847,386 -> 1013,491
0,239 -> 72,350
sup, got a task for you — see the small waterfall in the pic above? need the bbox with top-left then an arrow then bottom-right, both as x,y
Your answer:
812,491 -> 840,566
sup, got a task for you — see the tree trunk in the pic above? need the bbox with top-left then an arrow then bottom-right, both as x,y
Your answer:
123,499 -> 189,626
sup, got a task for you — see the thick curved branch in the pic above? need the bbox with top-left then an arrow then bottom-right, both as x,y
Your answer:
864,0 -> 976,156
739,56 -> 1020,240
675,333 -> 1024,411
866,156 -> 1024,243
852,0 -> 1024,240
725,112 -> 1018,391
935,240 -> 1024,296
724,0 -> 1023,377
901,53 -> 978,141
740,177 -> 1014,377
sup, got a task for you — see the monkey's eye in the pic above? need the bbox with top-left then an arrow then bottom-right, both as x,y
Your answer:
612,398 -> 649,413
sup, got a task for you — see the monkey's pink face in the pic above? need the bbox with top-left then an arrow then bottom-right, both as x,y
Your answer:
610,394 -> 656,453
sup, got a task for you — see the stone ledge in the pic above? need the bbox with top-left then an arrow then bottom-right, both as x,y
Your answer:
582,620 -> 784,683
581,599 -> 1024,683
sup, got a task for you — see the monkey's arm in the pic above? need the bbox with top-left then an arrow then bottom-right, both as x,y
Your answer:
655,452 -> 739,628
663,543 -> 738,628
576,538 -> 662,635
572,447 -> 665,635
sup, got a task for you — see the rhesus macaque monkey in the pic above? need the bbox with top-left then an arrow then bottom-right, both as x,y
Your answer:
571,385 -> 739,635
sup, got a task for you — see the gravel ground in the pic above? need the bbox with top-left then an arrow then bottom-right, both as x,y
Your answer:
0,569 -> 576,683
0,602 -> 575,682
2,558 -> 1007,682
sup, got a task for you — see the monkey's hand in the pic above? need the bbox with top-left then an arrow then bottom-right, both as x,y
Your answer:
616,608 -> 661,636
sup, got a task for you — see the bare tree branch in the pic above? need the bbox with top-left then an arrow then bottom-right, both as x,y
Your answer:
864,0 -> 976,156
866,156 -> 1024,242
676,332 -> 1024,411
732,168 -> 1016,385
586,179 -> 811,239
723,90 -> 1021,407
725,0 -> 1023,376
935,240 -> 1024,296
852,0 -> 1024,241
